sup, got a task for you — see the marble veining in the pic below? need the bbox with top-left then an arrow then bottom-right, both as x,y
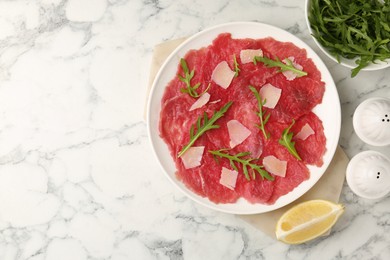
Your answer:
0,0 -> 389,259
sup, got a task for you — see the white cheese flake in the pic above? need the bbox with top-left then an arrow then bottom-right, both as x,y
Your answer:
240,49 -> 263,64
219,167 -> 238,190
211,61 -> 235,89
189,92 -> 211,111
282,57 -> 304,81
181,146 -> 205,169
263,155 -> 287,177
209,99 -> 221,104
259,83 -> 282,109
295,123 -> 315,140
227,119 -> 252,148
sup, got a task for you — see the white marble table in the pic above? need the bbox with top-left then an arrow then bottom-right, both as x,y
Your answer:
0,0 -> 389,259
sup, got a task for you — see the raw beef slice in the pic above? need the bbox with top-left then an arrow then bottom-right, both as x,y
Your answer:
159,33 -> 327,205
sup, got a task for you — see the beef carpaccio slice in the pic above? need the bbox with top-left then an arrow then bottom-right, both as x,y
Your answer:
159,33 -> 326,205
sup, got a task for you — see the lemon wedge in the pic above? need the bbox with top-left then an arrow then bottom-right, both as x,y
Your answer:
275,200 -> 344,244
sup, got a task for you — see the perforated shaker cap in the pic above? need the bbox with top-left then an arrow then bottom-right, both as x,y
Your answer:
353,97 -> 390,146
346,151 -> 390,199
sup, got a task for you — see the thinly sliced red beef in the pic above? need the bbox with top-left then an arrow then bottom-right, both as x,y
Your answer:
264,73 -> 324,124
160,94 -> 198,156
259,37 -> 323,82
176,148 -> 241,203
236,177 -> 275,204
267,160 -> 309,204
261,139 -> 310,204
159,33 -> 326,205
292,112 -> 326,167
205,94 -> 264,159
179,48 -> 214,96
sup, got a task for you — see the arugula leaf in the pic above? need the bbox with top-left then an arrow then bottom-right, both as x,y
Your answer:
308,0 -> 390,77
178,58 -> 209,98
249,85 -> 270,139
178,101 -> 233,157
278,120 -> 302,160
209,149 -> 274,181
233,54 -> 240,77
253,56 -> 308,78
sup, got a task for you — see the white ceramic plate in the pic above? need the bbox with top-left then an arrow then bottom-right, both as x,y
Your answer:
147,22 -> 341,214
305,0 -> 390,71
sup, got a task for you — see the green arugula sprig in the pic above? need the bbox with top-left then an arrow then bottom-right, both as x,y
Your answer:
279,119 -> 302,160
249,85 -> 270,139
233,54 -> 240,77
253,56 -> 308,78
178,58 -> 209,98
178,101 -> 233,157
209,149 -> 274,181
308,0 -> 390,77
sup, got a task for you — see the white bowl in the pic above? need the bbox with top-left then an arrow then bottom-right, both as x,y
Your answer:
304,0 -> 390,71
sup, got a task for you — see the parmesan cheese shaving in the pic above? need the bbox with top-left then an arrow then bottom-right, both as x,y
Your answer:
227,119 -> 251,148
282,57 -> 304,81
219,167 -> 238,190
189,92 -> 211,111
240,49 -> 264,64
295,123 -> 315,140
259,83 -> 282,109
209,99 -> 221,104
181,146 -> 205,169
263,155 -> 287,177
211,61 -> 235,89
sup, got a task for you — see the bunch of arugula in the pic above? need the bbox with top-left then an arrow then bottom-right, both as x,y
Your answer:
308,0 -> 390,77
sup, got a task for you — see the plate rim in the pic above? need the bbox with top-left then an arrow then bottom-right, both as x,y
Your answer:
147,21 -> 341,214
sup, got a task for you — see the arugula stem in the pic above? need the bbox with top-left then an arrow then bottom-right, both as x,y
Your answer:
209,149 -> 274,181
178,58 -> 208,98
278,120 -> 302,161
254,56 -> 308,77
249,86 -> 270,139
233,54 -> 240,77
178,101 -> 233,157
